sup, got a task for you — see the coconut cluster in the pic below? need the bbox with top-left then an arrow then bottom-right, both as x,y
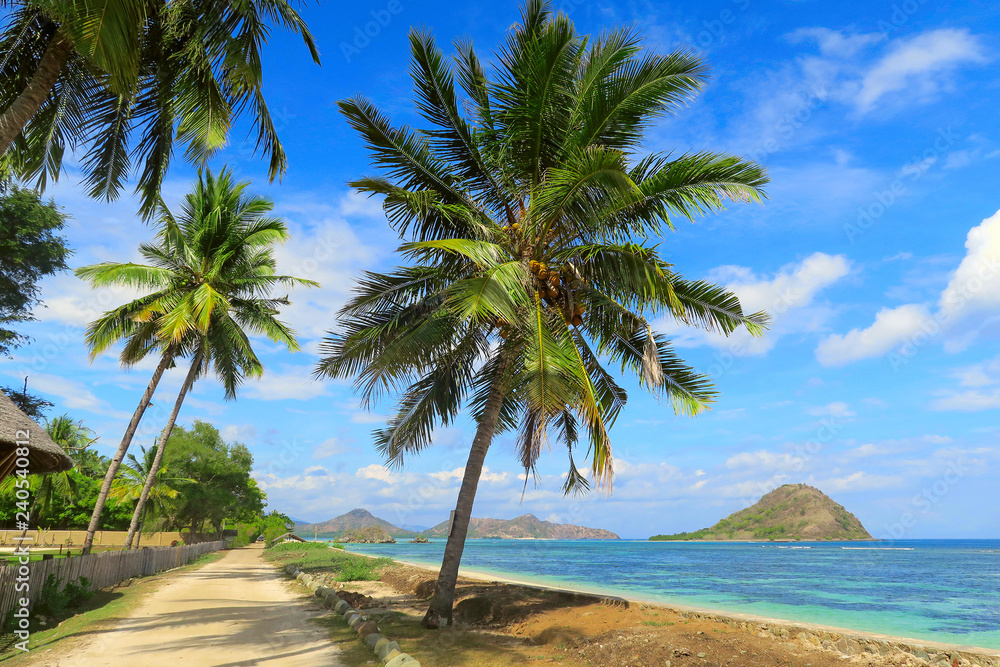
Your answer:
528,260 -> 586,326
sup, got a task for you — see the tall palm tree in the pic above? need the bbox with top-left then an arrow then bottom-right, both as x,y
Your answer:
109,443 -> 190,544
76,167 -> 317,553
36,415 -> 96,521
316,1 -> 770,627
0,0 -> 320,215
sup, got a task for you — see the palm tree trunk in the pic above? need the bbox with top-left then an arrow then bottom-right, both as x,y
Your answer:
0,31 -> 73,153
125,353 -> 201,550
422,367 -> 507,629
82,350 -> 174,555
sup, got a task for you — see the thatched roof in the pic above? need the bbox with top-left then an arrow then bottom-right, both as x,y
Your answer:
0,391 -> 73,479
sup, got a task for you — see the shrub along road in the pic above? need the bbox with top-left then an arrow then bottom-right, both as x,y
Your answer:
29,544 -> 344,666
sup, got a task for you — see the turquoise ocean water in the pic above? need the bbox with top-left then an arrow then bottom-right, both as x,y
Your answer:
339,539 -> 1000,649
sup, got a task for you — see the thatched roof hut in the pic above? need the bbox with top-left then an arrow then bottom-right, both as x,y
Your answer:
0,390 -> 73,480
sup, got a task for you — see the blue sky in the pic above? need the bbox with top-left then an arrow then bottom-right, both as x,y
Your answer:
5,0 -> 1000,539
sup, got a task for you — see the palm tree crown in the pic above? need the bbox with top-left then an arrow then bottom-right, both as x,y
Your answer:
109,444 -> 188,518
0,0 -> 320,215
318,1 -> 769,490
77,167 -> 316,396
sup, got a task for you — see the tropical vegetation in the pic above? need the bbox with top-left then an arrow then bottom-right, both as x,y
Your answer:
316,0 -> 769,627
0,415 -> 268,540
161,421 -> 265,538
0,185 -> 70,358
233,510 -> 293,547
108,444 -> 190,545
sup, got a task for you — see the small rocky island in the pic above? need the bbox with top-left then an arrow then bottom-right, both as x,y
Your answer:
650,484 -> 873,541
337,526 -> 396,544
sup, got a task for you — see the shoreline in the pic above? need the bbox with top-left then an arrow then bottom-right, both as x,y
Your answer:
344,546 -> 1000,664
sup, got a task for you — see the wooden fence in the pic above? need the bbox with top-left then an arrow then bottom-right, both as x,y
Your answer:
0,541 -> 224,621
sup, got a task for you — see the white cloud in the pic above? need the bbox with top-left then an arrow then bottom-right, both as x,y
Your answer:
813,471 -> 902,492
944,150 -> 973,170
816,304 -> 930,366
1,370 -> 129,419
929,356 -> 1000,411
351,411 -> 389,425
725,450 -> 806,473
270,193 -> 384,344
33,274 -> 145,329
221,424 -> 259,444
846,443 -> 889,459
937,209 -> 1000,326
807,401 -> 855,418
242,365 -> 328,401
818,209 -> 1000,365
662,252 -> 850,355
356,464 -> 396,483
730,28 -> 986,164
428,466 -> 509,484
338,190 -> 386,218
930,390 -> 1000,412
855,29 -> 986,112
312,437 -> 353,459
788,27 -> 883,58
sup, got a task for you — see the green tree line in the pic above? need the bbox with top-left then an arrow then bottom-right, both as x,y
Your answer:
0,417 -> 265,540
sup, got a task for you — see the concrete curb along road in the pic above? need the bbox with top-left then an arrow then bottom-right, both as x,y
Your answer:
285,564 -> 421,667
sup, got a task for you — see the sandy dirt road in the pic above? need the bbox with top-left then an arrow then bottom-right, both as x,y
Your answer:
35,545 -> 344,666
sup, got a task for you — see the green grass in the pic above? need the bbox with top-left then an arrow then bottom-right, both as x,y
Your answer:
263,542 -> 393,581
0,553 -> 71,564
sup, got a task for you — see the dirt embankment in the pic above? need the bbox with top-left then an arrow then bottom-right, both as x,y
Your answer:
307,560 -> 999,667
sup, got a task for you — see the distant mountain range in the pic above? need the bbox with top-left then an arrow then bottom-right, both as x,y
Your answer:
649,484 -> 873,542
296,508 -> 619,540
297,509 -> 417,538
424,514 -> 619,540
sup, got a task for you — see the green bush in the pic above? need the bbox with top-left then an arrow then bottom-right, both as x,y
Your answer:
35,575 -> 94,617
263,542 -> 393,581
35,575 -> 69,617
336,560 -> 382,582
63,577 -> 93,607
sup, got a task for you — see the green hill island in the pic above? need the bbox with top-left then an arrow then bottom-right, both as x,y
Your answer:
650,484 -> 874,541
